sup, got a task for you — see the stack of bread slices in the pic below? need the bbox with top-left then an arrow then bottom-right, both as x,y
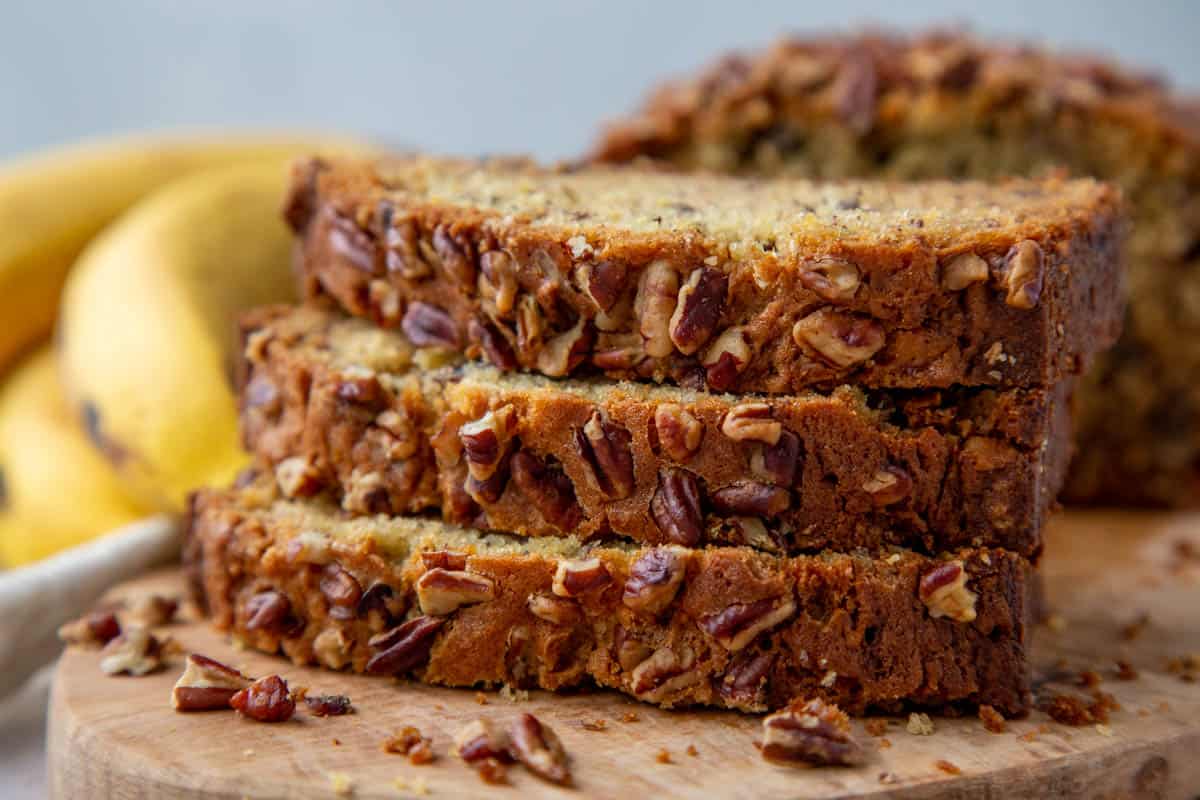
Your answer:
185,153 -> 1124,723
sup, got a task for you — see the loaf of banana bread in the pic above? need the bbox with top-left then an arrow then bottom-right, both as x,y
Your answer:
241,305 -> 1069,558
184,473 -> 1034,715
592,30 -> 1195,506
284,155 -> 1123,396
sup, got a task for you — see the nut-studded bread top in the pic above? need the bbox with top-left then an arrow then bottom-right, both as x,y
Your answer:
288,156 -> 1124,392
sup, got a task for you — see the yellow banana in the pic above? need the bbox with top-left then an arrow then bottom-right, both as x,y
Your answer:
0,347 -> 146,567
58,160 -> 315,512
0,132 -> 361,372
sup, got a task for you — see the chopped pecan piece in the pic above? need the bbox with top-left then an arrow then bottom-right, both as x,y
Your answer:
432,224 -> 475,288
919,560 -> 978,622
721,403 -> 782,444
718,650 -> 775,709
460,406 -> 514,479
761,698 -> 864,766
356,581 -> 400,628
172,653 -> 252,711
420,550 -> 469,571
528,593 -> 583,625
635,260 -> 680,358
305,694 -> 354,717
669,267 -> 728,354
711,481 -> 791,517
510,451 -> 581,529
385,725 -> 434,763
1003,240 -> 1045,309
99,627 -> 166,676
401,301 -> 460,348
126,594 -> 179,627
552,558 -> 611,598
416,568 -> 496,615
537,318 -> 593,377
455,718 -> 513,764
365,616 -> 446,675
319,563 -> 363,619
614,627 -> 653,672
698,597 -> 796,651
630,646 -> 703,702
509,713 -> 572,786
230,675 -> 295,723
701,326 -> 751,390
244,590 -> 298,635
580,260 -> 629,312
798,257 -> 861,302
576,409 -> 635,499
650,468 -> 705,546
751,429 -> 803,487
58,610 -> 121,648
384,217 -> 432,279
941,252 -> 989,290
274,456 -> 323,499
335,366 -> 385,409
792,308 -> 885,368
479,250 -> 518,317
469,316 -> 519,369
651,404 -> 703,462
862,465 -> 912,506
622,548 -> 687,615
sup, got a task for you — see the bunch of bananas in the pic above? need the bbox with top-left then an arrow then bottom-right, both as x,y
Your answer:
0,134 -> 364,566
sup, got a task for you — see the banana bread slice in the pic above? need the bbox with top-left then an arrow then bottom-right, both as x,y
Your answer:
591,30 -> 1196,506
242,305 -> 1069,559
285,155 -> 1123,395
185,473 -> 1034,716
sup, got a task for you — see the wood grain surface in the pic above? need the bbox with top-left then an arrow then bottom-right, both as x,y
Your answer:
47,510 -> 1200,799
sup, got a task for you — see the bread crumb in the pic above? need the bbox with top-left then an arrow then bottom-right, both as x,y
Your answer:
394,775 -> 431,795
656,749 -> 672,764
580,719 -> 608,732
242,749 -> 255,757
332,738 -> 341,746
1115,660 -> 1139,681
687,744 -> 699,757
474,692 -> 489,705
877,737 -> 892,749
1095,723 -> 1114,737
979,704 -> 1007,733
885,553 -> 902,564
906,712 -> 935,735
499,684 -> 529,703
864,718 -> 888,737
878,771 -> 900,784
1044,614 -> 1067,632
1121,613 -> 1149,640
935,759 -> 961,776
327,771 -> 353,796
820,670 -> 838,687
621,711 -> 640,723
567,235 -> 593,258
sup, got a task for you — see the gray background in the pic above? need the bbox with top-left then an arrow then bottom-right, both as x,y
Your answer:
2,0 -> 1198,163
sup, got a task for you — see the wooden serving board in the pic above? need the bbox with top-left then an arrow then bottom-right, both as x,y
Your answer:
48,511 -> 1200,799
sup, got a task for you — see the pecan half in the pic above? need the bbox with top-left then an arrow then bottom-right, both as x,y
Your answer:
919,560 -> 978,622
651,404 -> 703,463
711,482 -> 791,517
862,465 -> 912,506
552,558 -> 611,598
401,301 -> 460,349
798,258 -> 861,302
941,252 -> 989,290
576,409 -> 635,499
459,406 -> 516,482
244,590 -> 298,635
327,211 -> 377,272
721,403 -> 782,444
718,650 -> 775,709
1003,240 -> 1045,309
385,217 -> 432,279
468,316 -> 519,370
58,610 -> 121,647
702,326 -> 751,390
230,675 -> 295,723
172,654 -> 252,711
320,563 -> 363,620
580,260 -> 628,312
432,224 -> 475,288
635,260 -> 680,358
698,597 -> 796,651
527,593 -> 583,626
99,627 -> 165,676
650,468 -> 705,546
535,318 -> 592,377
509,713 -> 571,786
305,694 -> 354,717
750,429 -> 803,487
455,718 -> 512,764
622,548 -> 687,615
480,250 -> 518,317
416,568 -> 496,615
365,616 -> 446,675
510,451 -> 581,529
792,308 -> 885,368
669,267 -> 728,354
761,698 -> 864,766
630,646 -> 703,702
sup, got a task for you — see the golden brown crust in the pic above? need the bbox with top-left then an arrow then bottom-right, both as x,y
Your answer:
241,305 -> 1068,558
184,477 -> 1034,716
285,155 -> 1124,395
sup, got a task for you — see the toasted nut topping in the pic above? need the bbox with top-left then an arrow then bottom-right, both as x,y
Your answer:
432,224 -> 476,288
319,564 -> 363,619
919,560 -> 978,622
711,481 -> 791,517
721,403 -> 782,445
552,558 -> 612,598
100,627 -> 166,676
651,404 -> 704,463
401,301 -> 461,349
244,590 -> 298,635
327,210 -> 378,272
941,252 -> 990,290
536,318 -> 592,377
701,326 -> 751,390
416,568 -> 496,615
459,406 -> 516,481
126,594 -> 179,627
509,713 -> 572,786
480,250 -> 518,317
335,365 -> 385,408
580,260 -> 629,312
455,718 -> 512,764
368,278 -> 403,326
761,698 -> 864,766
305,694 -> 354,717
420,550 -> 469,571
516,294 -> 545,360
1004,240 -> 1045,309
366,616 -> 446,675
650,468 -> 705,546
792,308 -> 885,368
635,259 -> 680,358
622,548 -> 687,615
862,465 -> 913,506
614,627 -> 654,672
230,675 -> 295,723
356,581 -> 400,628
511,451 -> 581,529
385,217 -> 432,279
527,593 -> 583,625
469,316 -> 519,370
728,516 -> 782,552
577,409 -> 635,499
274,456 -> 323,499
718,650 -> 775,709
698,597 -> 797,651
798,258 -> 861,302
58,610 -> 121,648
630,646 -> 703,702
669,267 -> 728,354
750,429 -> 803,487
172,653 -> 252,711
385,725 -> 434,764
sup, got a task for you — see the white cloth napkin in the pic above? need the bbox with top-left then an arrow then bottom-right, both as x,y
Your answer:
0,515 -> 181,701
